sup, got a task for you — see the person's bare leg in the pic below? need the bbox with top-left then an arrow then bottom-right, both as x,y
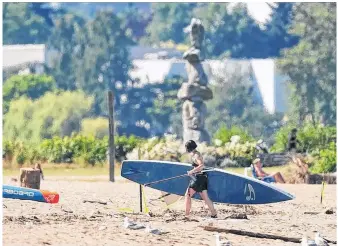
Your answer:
199,190 -> 217,216
185,188 -> 196,216
273,172 -> 285,183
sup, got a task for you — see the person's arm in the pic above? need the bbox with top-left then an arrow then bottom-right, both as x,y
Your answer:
188,153 -> 204,175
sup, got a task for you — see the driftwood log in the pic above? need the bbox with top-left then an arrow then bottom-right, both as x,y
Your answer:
83,199 -> 108,205
200,226 -> 337,244
200,226 -> 301,243
20,168 -> 41,189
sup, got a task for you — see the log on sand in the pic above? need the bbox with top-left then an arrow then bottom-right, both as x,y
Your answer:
200,226 -> 337,244
20,168 -> 41,189
200,226 -> 301,243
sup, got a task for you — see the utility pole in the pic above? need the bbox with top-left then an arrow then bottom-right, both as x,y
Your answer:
108,91 -> 115,182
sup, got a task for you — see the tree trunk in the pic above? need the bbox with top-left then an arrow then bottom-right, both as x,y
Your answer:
20,168 -> 41,189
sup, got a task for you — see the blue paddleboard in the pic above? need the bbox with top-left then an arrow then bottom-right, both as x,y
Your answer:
121,160 -> 295,204
3,185 -> 59,203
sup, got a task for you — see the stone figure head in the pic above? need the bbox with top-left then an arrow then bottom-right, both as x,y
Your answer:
184,18 -> 204,49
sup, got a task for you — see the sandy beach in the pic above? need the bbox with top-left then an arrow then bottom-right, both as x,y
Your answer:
3,177 -> 337,246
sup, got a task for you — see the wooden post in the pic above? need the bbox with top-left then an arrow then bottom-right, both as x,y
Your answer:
139,184 -> 143,213
138,147 -> 142,212
20,168 -> 41,189
108,91 -> 115,182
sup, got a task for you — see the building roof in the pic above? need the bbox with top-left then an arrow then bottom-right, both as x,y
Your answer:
3,44 -> 46,68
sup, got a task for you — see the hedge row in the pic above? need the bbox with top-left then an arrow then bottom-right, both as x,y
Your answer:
3,124 -> 336,173
3,134 -> 142,166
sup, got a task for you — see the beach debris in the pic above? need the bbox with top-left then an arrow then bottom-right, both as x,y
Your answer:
324,208 -> 334,214
61,206 -> 73,213
25,221 -> 34,229
215,233 -> 231,246
83,199 -> 107,205
224,213 -> 248,220
145,224 -> 168,235
99,225 -> 107,231
304,212 -> 320,215
301,236 -> 316,246
200,226 -> 301,243
123,217 -> 145,230
314,232 -> 329,246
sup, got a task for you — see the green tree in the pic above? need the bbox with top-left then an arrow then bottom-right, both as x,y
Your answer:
265,3 -> 299,57
3,74 -> 56,114
81,117 -> 109,139
3,3 -> 51,44
118,4 -> 152,43
278,3 -> 336,126
75,10 -> 133,116
193,3 -> 269,58
144,3 -> 196,44
205,66 -> 283,142
47,13 -> 86,90
4,91 -> 93,143
146,77 -> 182,136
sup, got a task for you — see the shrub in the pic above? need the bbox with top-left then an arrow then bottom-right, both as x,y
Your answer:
126,135 -> 257,168
81,117 -> 109,139
115,135 -> 143,162
4,91 -> 94,143
39,134 -> 141,165
3,74 -> 56,113
271,124 -> 336,153
3,140 -> 38,167
126,135 -> 183,162
213,125 -> 254,145
310,142 -> 336,173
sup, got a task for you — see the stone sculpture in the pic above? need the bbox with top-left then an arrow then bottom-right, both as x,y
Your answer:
178,18 -> 213,144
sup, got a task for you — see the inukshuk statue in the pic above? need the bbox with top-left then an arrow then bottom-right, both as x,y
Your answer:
178,18 -> 213,144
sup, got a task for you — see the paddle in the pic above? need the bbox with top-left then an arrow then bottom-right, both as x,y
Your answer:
144,168 -> 214,187
144,174 -> 189,187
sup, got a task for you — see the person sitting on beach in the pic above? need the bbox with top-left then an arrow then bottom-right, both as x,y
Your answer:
185,140 -> 217,218
252,158 -> 286,183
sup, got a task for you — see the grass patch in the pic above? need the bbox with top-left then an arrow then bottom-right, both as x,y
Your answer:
3,163 -> 121,177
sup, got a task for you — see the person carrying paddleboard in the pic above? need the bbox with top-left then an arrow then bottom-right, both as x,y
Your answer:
185,140 -> 217,218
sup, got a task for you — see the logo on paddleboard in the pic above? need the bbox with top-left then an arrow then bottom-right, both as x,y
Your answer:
244,183 -> 255,201
3,189 -> 34,197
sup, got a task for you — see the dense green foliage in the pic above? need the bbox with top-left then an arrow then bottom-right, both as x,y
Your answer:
81,117 -> 109,139
213,125 -> 254,145
193,3 -> 269,58
4,91 -> 93,143
118,4 -> 151,43
3,134 -> 143,166
3,3 -> 51,44
278,3 -> 336,126
271,124 -> 336,173
146,77 -> 182,136
205,69 -> 284,142
265,3 -> 299,57
144,3 -> 196,44
271,124 -> 336,153
310,142 -> 336,173
47,13 -> 86,90
3,74 -> 56,113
